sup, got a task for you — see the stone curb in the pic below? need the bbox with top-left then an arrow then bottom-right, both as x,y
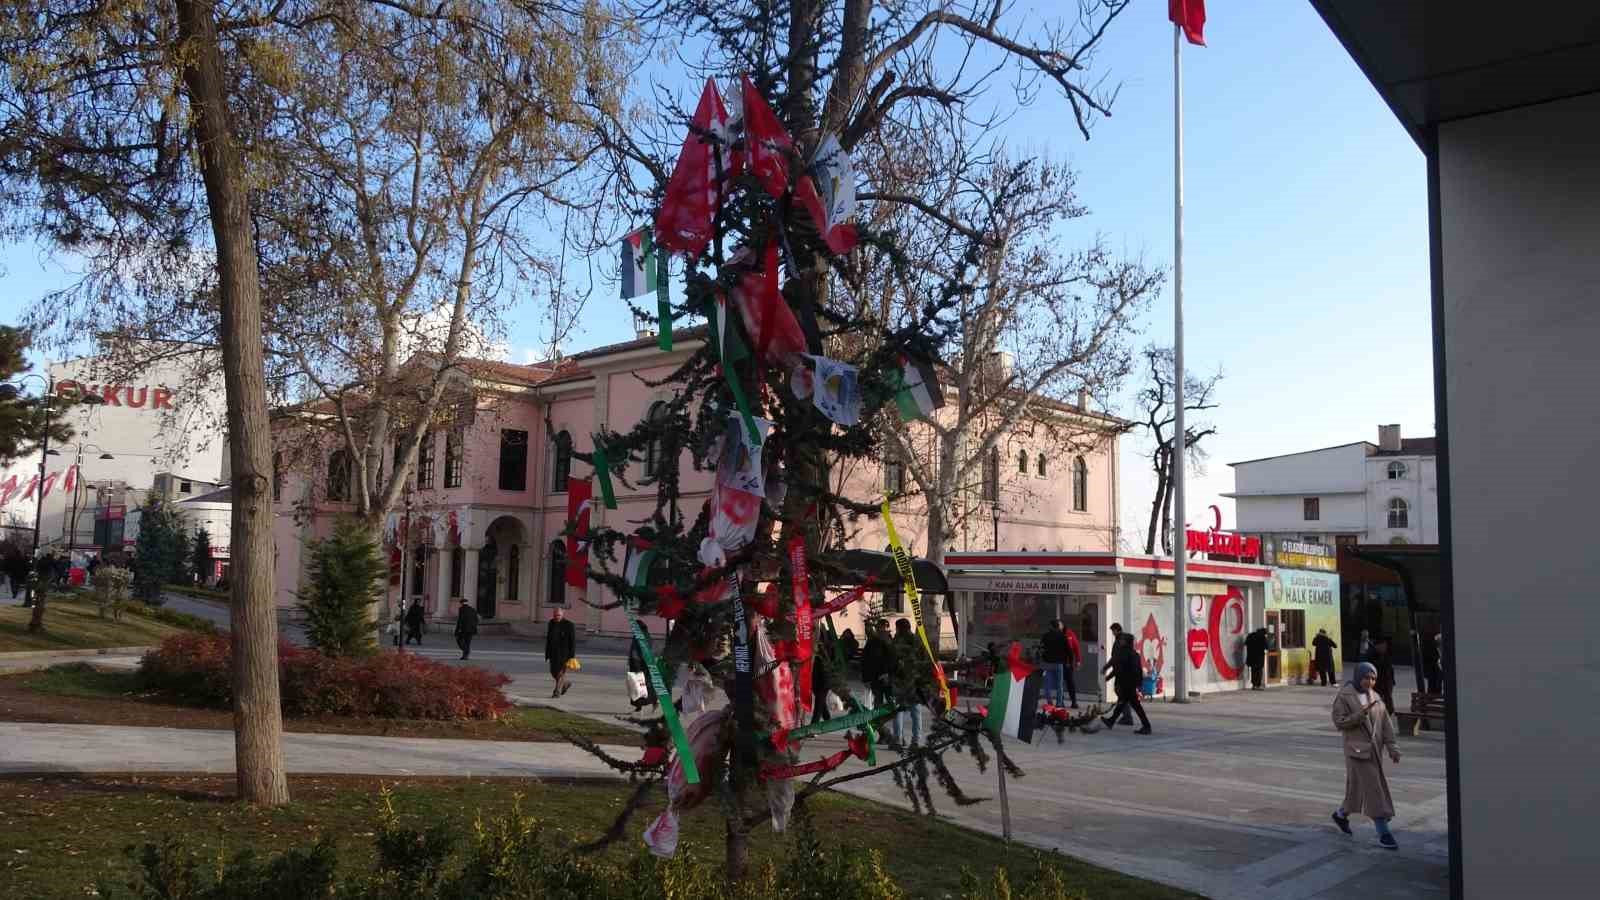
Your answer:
0,646 -> 153,662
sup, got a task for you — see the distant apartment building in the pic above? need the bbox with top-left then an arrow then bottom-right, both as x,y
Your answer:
1224,424 -> 1439,551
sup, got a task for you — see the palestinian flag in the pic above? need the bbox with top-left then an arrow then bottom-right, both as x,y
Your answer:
894,354 -> 944,422
623,537 -> 658,592
621,227 -> 656,299
984,642 -> 1041,742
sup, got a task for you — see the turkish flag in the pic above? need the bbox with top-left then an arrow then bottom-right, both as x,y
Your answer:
565,477 -> 592,589
737,75 -> 794,198
1169,0 -> 1206,46
733,243 -> 806,360
656,78 -> 733,258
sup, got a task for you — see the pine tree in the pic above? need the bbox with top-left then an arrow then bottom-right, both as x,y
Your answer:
131,497 -> 191,603
295,522 -> 384,658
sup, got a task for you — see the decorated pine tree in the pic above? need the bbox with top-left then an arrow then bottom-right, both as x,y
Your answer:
561,0 -> 1137,878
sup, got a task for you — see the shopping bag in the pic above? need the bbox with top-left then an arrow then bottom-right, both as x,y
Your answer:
566,657 -> 582,672
626,671 -> 648,702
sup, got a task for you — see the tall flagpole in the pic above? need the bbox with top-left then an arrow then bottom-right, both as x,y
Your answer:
1171,22 -> 1190,704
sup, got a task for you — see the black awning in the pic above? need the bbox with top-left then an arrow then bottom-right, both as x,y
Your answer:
824,549 -> 949,594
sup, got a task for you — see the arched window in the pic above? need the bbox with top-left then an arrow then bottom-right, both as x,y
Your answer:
507,544 -> 520,604
546,540 -> 566,606
550,430 -> 572,492
327,449 -> 352,502
982,449 -> 999,502
410,546 -> 427,597
1387,461 -> 1408,480
1037,454 -> 1048,477
1387,497 -> 1410,529
643,402 -> 671,478
1072,456 -> 1088,511
1017,449 -> 1029,474
449,546 -> 464,598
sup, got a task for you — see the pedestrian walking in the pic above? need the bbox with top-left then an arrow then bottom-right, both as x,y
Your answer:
454,598 -> 479,660
861,620 -> 893,713
1105,623 -> 1134,724
1330,661 -> 1403,849
1312,628 -> 1338,686
810,629 -> 837,725
1421,630 -> 1443,695
891,618 -> 924,746
404,600 -> 425,646
1370,636 -> 1397,714
544,607 -> 577,697
1246,627 -> 1269,690
1358,629 -> 1373,661
628,625 -> 658,710
1063,624 -> 1081,709
1039,619 -> 1069,707
1101,633 -> 1152,734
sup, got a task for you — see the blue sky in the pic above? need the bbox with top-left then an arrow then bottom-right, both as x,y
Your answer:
0,1 -> 1434,546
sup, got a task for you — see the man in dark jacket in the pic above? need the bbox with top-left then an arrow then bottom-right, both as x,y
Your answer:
545,607 -> 577,697
1101,633 -> 1151,734
628,624 -> 657,710
1104,623 -> 1133,724
404,600 -> 426,646
1245,628 -> 1269,690
454,599 -> 479,660
860,620 -> 893,711
1039,620 -> 1068,707
1311,629 -> 1338,686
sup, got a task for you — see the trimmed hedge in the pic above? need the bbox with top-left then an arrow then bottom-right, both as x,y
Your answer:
139,633 -> 511,720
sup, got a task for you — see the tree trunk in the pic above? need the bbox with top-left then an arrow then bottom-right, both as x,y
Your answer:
1145,459 -> 1167,555
725,817 -> 750,884
175,0 -> 288,806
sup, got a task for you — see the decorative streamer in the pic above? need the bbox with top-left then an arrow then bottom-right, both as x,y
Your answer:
768,703 -> 895,751
657,254 -> 673,350
759,733 -> 870,782
881,499 -> 952,710
789,536 -> 816,720
624,600 -> 699,784
816,579 -> 875,617
592,441 -> 618,510
728,569 -> 755,764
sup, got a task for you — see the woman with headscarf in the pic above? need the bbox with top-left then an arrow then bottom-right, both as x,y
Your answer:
1331,661 -> 1403,849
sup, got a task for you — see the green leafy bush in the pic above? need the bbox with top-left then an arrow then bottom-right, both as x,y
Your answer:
91,565 -> 133,620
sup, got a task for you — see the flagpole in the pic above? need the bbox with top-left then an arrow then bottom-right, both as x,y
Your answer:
1171,22 -> 1190,704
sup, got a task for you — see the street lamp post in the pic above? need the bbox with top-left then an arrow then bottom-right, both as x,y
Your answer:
58,443 -> 115,554
991,500 -> 1001,552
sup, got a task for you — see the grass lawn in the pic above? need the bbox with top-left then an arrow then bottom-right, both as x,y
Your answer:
0,775 -> 1200,900
0,663 -> 639,744
0,596 -> 196,653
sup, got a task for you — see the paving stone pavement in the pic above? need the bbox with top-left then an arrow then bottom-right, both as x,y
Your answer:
0,679 -> 1448,899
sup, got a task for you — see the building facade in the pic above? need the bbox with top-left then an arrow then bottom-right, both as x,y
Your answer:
271,332 -> 1123,643
1225,424 -> 1438,548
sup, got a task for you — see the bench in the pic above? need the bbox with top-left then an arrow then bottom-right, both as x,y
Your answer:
1396,691 -> 1448,736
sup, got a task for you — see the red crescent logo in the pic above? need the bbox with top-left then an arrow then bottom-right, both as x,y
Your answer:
1208,586 -> 1247,681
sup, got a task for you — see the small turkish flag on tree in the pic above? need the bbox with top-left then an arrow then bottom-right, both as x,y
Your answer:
1170,0 -> 1206,46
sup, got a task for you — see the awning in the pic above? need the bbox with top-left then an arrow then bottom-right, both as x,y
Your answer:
1154,578 -> 1231,596
826,549 -> 949,594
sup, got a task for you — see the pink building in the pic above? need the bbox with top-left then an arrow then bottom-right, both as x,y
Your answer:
271,331 -> 1124,646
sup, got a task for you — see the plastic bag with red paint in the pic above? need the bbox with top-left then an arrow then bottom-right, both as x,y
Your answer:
643,708 -> 727,858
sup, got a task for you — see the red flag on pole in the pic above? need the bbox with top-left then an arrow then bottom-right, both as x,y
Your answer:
737,75 -> 794,198
1169,0 -> 1206,46
565,478 -> 593,589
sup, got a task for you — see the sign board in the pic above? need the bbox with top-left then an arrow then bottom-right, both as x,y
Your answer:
948,576 -> 1118,595
1277,540 -> 1336,571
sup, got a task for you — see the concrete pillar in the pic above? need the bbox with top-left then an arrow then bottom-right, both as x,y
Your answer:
460,546 -> 480,615
432,546 -> 451,617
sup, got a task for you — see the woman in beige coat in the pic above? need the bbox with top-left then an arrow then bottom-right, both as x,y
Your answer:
1331,661 -> 1403,849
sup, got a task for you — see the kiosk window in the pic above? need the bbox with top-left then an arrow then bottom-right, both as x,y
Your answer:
1280,609 -> 1306,649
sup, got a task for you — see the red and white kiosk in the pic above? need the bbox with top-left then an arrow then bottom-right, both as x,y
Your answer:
946,546 -> 1272,701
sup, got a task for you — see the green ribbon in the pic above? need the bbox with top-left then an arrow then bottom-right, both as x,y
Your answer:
701,293 -> 762,447
592,441 -> 618,510
656,253 -> 673,351
765,703 -> 895,745
625,602 -> 698,784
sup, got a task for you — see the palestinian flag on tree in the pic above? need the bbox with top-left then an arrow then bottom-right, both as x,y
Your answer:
893,354 -> 944,422
621,227 -> 657,299
623,537 -> 659,592
984,642 -> 1041,743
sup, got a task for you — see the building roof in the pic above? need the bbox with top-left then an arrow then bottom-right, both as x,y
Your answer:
1228,441 -> 1373,468
1312,1 -> 1600,151
1230,436 -> 1437,468
179,486 -> 232,504
568,325 -> 710,362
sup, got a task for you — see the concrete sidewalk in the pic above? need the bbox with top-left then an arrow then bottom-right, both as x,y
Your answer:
0,683 -> 1449,900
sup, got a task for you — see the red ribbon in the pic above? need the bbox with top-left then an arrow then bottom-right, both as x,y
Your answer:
655,585 -> 686,620
817,579 -> 875,617
758,732 -> 871,781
